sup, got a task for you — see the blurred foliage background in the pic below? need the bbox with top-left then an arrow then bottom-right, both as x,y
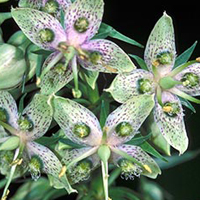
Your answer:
0,1 -> 200,200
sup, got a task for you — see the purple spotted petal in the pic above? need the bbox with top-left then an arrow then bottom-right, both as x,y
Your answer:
11,8 -> 66,50
0,91 -> 19,129
175,63 -> 200,96
144,12 -> 175,74
106,69 -> 155,103
53,96 -> 102,146
22,94 -> 53,141
64,0 -> 104,46
112,144 -> 161,179
106,95 -> 155,146
79,39 -> 135,73
154,91 -> 188,154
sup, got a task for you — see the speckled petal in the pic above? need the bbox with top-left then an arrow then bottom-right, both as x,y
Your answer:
0,91 -> 19,129
79,39 -> 135,73
22,94 -> 53,141
106,69 -> 155,103
106,95 -> 155,146
53,96 -> 102,146
112,144 -> 161,179
154,91 -> 188,154
26,141 -> 76,193
175,63 -> 200,96
11,8 -> 66,50
64,0 -> 104,46
144,12 -> 175,73
39,52 -> 73,95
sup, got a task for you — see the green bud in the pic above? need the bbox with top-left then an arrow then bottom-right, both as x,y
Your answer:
162,102 -> 180,117
17,116 -> 33,131
29,155 -> 43,181
74,17 -> 89,33
0,108 -> 8,123
97,145 -> 111,163
38,28 -> 55,43
156,51 -> 173,65
181,72 -> 199,88
0,44 -> 26,90
89,51 -> 102,64
72,88 -> 82,99
42,0 -> 59,15
73,122 -> 90,138
137,78 -> 152,94
115,122 -> 133,137
0,136 -> 20,151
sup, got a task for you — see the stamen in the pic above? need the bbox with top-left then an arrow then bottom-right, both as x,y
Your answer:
59,165 -> 67,178
162,102 -> 180,117
181,72 -> 199,88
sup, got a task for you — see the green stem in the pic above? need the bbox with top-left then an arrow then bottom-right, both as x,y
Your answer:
0,121 -> 17,135
152,65 -> 159,77
168,60 -> 197,77
71,56 -> 79,92
101,160 -> 109,200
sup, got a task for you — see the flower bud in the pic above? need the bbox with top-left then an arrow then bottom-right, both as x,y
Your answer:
115,122 -> 133,137
74,17 -> 89,33
162,102 -> 180,117
0,44 -> 26,90
181,72 -> 199,88
73,122 -> 90,138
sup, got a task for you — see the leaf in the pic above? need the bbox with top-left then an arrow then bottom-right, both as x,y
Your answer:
0,12 -> 12,24
178,96 -> 196,113
174,41 -> 197,69
18,93 -> 27,114
93,23 -> 143,48
126,133 -> 152,146
100,100 -> 110,128
140,141 -> 168,162
129,54 -> 148,70
32,49 -> 53,56
35,136 -> 61,147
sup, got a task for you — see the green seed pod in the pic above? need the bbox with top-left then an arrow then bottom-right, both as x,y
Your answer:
29,155 -> 43,181
181,72 -> 199,88
0,44 -> 26,90
115,122 -> 133,137
73,122 -> 90,138
38,28 -> 55,43
42,0 -> 59,15
17,116 -> 34,131
0,136 -> 20,151
162,102 -> 180,117
74,17 -> 89,33
156,51 -> 173,65
137,78 -> 152,94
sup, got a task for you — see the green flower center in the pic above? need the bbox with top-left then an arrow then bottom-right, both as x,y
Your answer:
54,62 -> 65,75
29,155 -> 43,181
89,51 -> 102,64
115,122 -> 133,137
137,78 -> 152,94
156,51 -> 173,65
162,102 -> 180,117
74,17 -> 89,33
17,116 -> 33,131
38,28 -> 55,43
0,108 -> 8,123
42,0 -> 59,15
181,72 -> 199,88
73,122 -> 91,138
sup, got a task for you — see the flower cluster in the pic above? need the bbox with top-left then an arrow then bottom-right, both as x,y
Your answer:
0,0 -> 199,200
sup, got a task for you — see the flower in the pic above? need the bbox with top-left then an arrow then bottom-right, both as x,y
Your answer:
106,12 -> 200,154
0,91 -> 76,199
53,94 -> 161,200
11,0 -> 135,96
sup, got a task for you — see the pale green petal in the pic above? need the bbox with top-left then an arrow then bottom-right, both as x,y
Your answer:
106,95 -> 155,146
22,94 -> 53,141
144,12 -> 175,73
106,69 -> 155,103
154,91 -> 188,154
53,96 -> 102,146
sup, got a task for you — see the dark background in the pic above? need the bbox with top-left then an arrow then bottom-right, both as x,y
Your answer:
1,1 -> 200,200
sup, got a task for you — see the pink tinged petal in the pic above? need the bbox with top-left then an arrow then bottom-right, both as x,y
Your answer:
106,69 -> 155,103
22,94 -> 53,141
175,63 -> 200,96
0,91 -> 19,129
53,96 -> 102,146
11,8 -> 66,50
79,39 -> 135,73
154,91 -> 188,154
113,144 -> 161,179
144,12 -> 175,74
39,52 -> 73,95
106,95 -> 155,146
64,0 -> 104,46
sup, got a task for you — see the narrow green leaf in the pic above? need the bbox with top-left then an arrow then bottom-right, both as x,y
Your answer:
60,8 -> 65,29
129,54 -> 148,70
126,133 -> 152,146
174,41 -> 197,69
179,96 -> 196,113
100,100 -> 110,128
18,93 -> 27,114
32,49 -> 52,56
